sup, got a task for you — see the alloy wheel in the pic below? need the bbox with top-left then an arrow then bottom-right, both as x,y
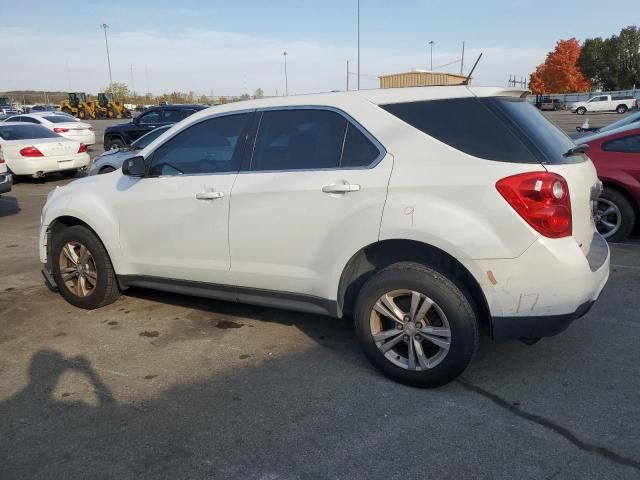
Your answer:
594,198 -> 622,239
369,289 -> 451,371
58,241 -> 98,297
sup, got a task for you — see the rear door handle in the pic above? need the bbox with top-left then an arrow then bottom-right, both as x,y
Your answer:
196,191 -> 224,200
322,182 -> 361,194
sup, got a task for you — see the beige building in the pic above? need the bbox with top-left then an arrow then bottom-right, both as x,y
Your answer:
379,70 -> 470,89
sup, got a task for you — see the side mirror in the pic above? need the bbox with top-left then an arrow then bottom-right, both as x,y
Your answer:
122,156 -> 146,177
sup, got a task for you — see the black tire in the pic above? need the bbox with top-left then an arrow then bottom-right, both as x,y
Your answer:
353,262 -> 479,388
99,166 -> 116,175
598,187 -> 635,242
51,225 -> 120,309
576,107 -> 587,115
105,137 -> 125,150
616,104 -> 628,114
60,169 -> 78,178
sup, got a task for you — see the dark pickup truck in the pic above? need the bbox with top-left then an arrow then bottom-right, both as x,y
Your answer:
103,104 -> 207,150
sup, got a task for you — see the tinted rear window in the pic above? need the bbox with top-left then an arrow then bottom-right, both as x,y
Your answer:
43,115 -> 73,123
0,124 -> 59,140
382,97 -> 579,164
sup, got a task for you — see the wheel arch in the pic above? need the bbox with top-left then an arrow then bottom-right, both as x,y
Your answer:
337,239 -> 491,331
46,214 -> 122,281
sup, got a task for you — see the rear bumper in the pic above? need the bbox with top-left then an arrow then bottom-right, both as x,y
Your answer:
461,232 -> 610,340
491,300 -> 594,340
0,173 -> 12,194
8,153 -> 90,176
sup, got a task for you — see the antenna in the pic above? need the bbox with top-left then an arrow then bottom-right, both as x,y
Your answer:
463,53 -> 482,85
460,41 -> 465,75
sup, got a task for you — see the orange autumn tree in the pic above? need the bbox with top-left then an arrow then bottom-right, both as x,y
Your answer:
529,38 -> 591,94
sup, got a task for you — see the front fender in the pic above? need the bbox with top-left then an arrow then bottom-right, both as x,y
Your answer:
41,183 -> 123,272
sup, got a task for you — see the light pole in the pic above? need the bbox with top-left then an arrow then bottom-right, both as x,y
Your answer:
357,0 -> 360,90
282,51 -> 288,96
101,24 -> 113,87
428,40 -> 434,71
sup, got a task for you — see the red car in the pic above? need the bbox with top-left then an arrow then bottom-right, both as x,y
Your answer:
581,124 -> 640,241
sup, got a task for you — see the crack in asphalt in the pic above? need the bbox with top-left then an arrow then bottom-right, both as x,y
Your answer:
457,378 -> 640,472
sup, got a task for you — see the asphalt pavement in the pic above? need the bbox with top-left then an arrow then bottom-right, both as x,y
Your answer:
0,113 -> 639,479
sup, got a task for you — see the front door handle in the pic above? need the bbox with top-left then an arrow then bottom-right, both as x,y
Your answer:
322,182 -> 361,194
196,191 -> 224,200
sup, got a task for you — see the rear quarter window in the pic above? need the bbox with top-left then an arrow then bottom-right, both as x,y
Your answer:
381,97 -> 579,164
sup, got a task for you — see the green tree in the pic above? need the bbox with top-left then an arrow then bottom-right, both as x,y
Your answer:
578,26 -> 640,90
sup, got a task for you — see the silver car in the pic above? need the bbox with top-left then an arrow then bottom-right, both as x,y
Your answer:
88,125 -> 171,175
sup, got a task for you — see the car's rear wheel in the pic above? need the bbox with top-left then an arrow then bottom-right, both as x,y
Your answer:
51,225 -> 120,309
576,107 -> 587,115
616,104 -> 628,114
595,188 -> 635,242
353,262 -> 478,388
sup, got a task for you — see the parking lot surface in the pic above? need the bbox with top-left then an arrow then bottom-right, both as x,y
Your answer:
1,115 -> 639,479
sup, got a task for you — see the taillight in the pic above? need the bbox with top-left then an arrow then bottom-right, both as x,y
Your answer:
496,172 -> 572,238
20,146 -> 44,157
54,127 -> 69,133
78,144 -> 87,153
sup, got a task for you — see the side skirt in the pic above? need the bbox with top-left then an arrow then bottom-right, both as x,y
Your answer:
117,275 -> 340,318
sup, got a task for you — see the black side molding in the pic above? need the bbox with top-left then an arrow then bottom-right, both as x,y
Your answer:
118,275 -> 340,318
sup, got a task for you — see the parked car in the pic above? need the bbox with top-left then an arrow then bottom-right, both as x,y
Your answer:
578,124 -> 640,241
30,105 -> 58,113
4,113 -> 95,145
538,97 -> 564,111
571,95 -> 637,115
0,150 -> 12,195
40,87 -> 610,388
571,110 -> 640,139
0,123 -> 90,178
103,104 -> 207,150
88,125 -> 171,175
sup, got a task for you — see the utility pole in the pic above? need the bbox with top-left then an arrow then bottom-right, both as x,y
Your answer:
460,41 -> 465,75
100,24 -> 113,87
283,51 -> 288,96
357,0 -> 360,90
428,40 -> 435,70
130,65 -> 136,98
346,60 -> 350,91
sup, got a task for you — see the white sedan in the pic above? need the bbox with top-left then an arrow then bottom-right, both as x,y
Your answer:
4,113 -> 95,145
0,123 -> 90,178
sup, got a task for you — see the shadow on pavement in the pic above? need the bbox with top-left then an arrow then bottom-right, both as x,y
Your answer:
0,195 -> 20,217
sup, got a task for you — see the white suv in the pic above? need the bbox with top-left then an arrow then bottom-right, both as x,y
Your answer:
40,86 -> 610,387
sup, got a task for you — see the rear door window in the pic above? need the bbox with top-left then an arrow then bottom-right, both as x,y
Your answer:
138,110 -> 160,125
602,134 -> 640,153
251,109 -> 347,171
162,109 -> 182,123
20,116 -> 41,124
382,97 -> 578,164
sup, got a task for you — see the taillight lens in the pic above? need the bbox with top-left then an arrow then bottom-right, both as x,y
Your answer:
78,144 -> 87,153
496,172 -> 572,238
53,127 -> 69,133
20,146 -> 44,157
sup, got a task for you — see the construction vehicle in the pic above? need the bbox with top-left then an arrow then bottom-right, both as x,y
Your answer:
92,93 -> 132,119
58,93 -> 96,120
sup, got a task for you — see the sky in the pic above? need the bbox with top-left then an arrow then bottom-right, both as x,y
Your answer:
1,0 -> 636,96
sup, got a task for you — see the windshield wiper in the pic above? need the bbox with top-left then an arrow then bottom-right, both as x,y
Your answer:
564,144 -> 589,157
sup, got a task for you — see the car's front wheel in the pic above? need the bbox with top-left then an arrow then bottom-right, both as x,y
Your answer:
51,225 -> 120,309
105,138 -> 125,150
576,107 -> 587,115
353,262 -> 478,388
595,187 -> 635,242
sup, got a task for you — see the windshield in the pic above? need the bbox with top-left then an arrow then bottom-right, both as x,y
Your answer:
0,124 -> 60,140
600,111 -> 640,133
132,126 -> 170,149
